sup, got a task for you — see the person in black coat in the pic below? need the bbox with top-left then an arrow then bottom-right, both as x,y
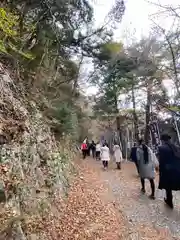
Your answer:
130,143 -> 139,175
90,140 -> 96,158
104,140 -> 109,147
158,134 -> 180,209
86,139 -> 91,156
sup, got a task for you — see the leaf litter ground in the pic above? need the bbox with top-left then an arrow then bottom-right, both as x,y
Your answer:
35,158 -> 180,240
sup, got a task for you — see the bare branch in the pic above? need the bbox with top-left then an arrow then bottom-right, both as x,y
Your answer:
150,19 -> 180,96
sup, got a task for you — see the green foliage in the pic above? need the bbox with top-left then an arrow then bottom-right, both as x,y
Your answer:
169,106 -> 180,112
93,37 -> 167,113
0,8 -> 18,37
98,42 -> 123,61
52,102 -> 86,141
0,8 -> 36,59
94,52 -> 138,117
0,8 -> 18,54
8,42 -> 35,59
54,103 -> 75,134
0,39 -> 7,53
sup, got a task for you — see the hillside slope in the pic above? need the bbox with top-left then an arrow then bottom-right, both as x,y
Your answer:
0,63 -> 76,240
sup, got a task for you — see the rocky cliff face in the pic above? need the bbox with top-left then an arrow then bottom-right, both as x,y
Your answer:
0,63 -> 76,239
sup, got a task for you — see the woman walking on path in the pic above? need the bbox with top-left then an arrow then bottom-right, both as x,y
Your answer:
95,141 -> 101,160
113,143 -> 123,169
136,139 -> 157,200
158,134 -> 180,209
101,144 -> 110,170
90,140 -> 96,158
81,142 -> 88,159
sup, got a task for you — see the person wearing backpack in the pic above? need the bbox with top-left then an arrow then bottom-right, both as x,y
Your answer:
158,134 -> 180,209
136,139 -> 157,200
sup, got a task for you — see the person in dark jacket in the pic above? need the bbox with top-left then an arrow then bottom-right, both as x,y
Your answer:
86,139 -> 91,156
158,134 -> 180,209
130,143 -> 139,174
104,140 -> 109,147
90,140 -> 96,158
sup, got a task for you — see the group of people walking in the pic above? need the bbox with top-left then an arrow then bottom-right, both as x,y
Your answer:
82,134 -> 180,210
130,134 -> 180,209
81,139 -> 123,170
81,139 -> 101,160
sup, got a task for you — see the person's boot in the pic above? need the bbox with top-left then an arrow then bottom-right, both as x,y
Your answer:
103,162 -> 106,170
149,194 -> 155,200
118,163 -> 121,169
141,188 -> 146,193
106,162 -> 108,169
164,198 -> 174,209
149,180 -> 155,200
141,179 -> 145,193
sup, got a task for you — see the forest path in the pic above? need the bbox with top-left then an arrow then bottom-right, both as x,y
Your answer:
58,158 -> 180,240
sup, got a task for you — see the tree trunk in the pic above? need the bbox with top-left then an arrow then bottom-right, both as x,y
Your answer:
114,94 -> 119,131
131,83 -> 139,142
116,115 -> 121,131
144,82 -> 151,145
114,94 -> 123,149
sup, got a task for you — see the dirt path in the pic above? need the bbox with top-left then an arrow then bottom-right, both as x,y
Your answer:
56,159 -> 180,240
99,161 -> 180,240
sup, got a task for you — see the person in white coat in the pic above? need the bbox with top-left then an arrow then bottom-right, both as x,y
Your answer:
101,144 -> 110,169
136,139 -> 158,199
113,143 -> 123,169
95,141 -> 101,160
